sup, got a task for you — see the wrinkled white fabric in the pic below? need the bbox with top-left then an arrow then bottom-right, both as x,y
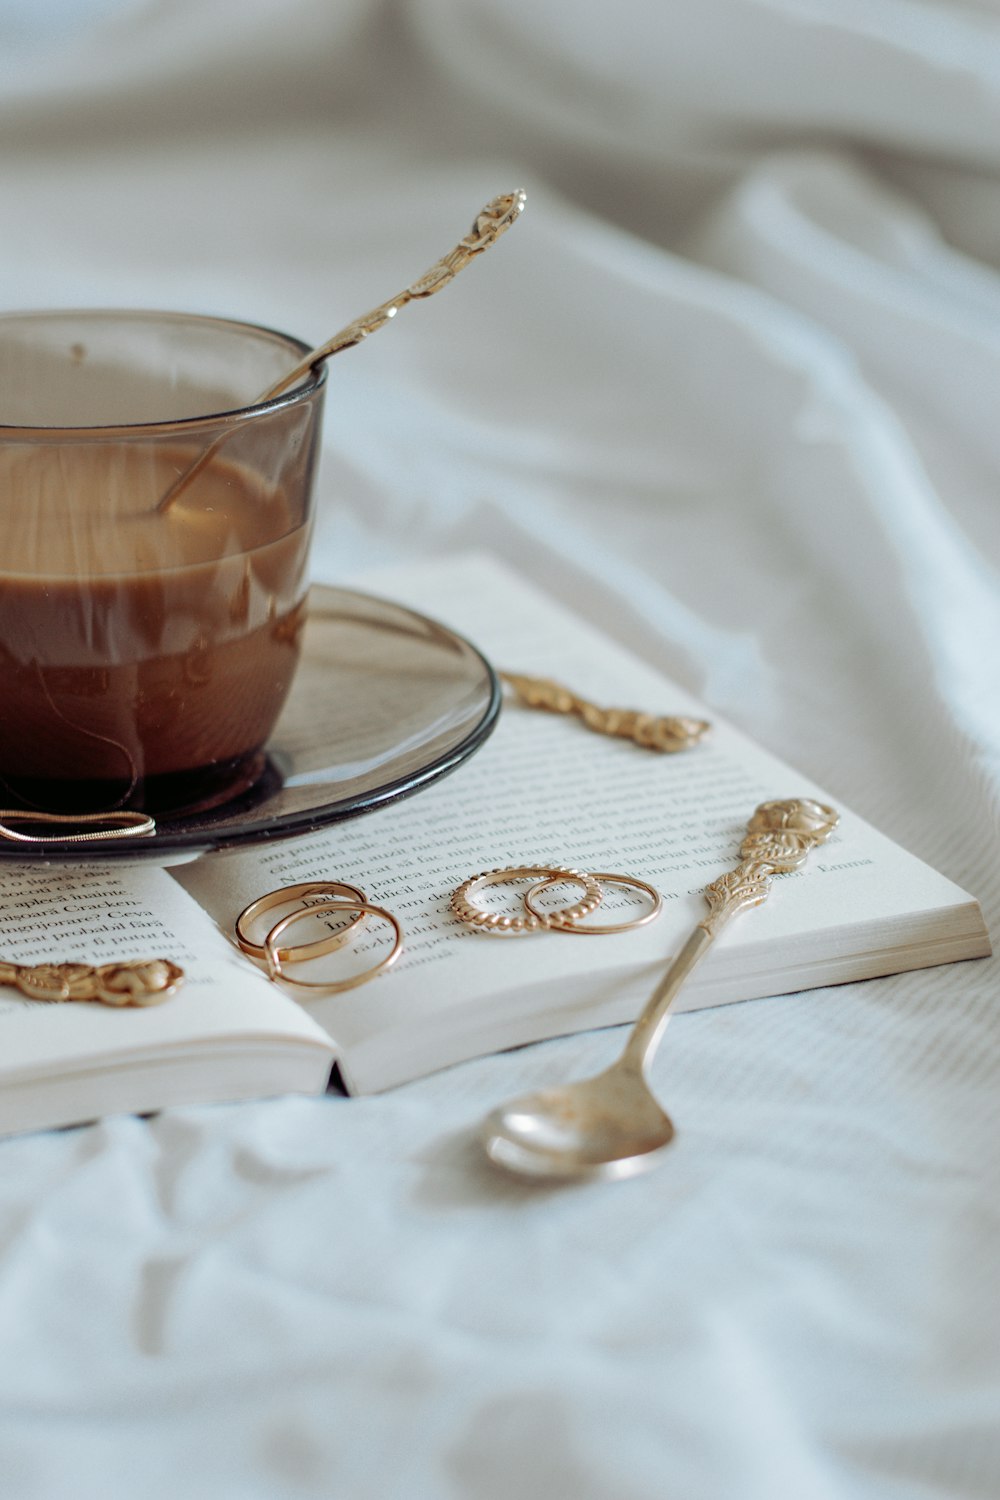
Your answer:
0,3 -> 998,1497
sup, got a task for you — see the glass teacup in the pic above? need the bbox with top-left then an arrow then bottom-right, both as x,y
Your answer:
0,309 -> 326,818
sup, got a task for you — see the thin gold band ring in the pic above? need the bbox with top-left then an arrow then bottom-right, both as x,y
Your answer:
235,880 -> 369,964
263,900 -> 403,993
450,865 -> 603,933
524,871 -> 662,933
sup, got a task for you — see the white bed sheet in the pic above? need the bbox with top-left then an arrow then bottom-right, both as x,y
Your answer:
0,3 -> 998,1496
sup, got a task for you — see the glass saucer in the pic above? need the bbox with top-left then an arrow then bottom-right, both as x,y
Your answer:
0,584 -> 500,863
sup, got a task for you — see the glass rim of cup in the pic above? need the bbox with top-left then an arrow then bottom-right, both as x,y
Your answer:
0,307 -> 326,439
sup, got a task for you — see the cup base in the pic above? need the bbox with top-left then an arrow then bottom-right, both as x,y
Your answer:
0,751 -> 268,824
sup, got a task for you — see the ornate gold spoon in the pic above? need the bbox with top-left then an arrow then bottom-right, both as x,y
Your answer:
0,956 -> 184,1006
157,188 -> 526,512
480,798 -> 839,1181
501,671 -> 710,753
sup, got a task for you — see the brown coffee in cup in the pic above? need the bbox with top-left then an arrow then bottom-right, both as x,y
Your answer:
0,311 -> 325,817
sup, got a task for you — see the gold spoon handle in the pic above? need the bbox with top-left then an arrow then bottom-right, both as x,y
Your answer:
500,671 -> 710,752
156,189 -> 526,513
619,797 -> 839,1073
0,956 -> 183,1006
265,189 -> 526,398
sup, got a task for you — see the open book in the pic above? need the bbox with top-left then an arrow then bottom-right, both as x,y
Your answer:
0,553 -> 990,1136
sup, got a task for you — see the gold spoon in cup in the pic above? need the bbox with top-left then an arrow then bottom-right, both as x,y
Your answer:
156,189 -> 526,512
481,798 -> 839,1182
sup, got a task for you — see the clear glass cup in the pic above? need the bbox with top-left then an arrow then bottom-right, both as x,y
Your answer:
0,309 -> 326,817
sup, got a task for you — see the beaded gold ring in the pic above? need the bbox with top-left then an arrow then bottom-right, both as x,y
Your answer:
235,880 -> 369,965
523,871 -> 663,934
451,865 -> 603,934
263,899 -> 403,993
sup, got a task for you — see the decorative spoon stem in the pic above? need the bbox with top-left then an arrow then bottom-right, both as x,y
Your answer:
156,189 -> 526,513
619,798 -> 838,1075
500,671 -> 710,753
480,798 -> 840,1181
0,956 -> 183,1006
618,925 -> 713,1074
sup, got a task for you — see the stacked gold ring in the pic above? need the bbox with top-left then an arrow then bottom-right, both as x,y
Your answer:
450,865 -> 662,935
450,866 -> 603,933
524,871 -> 662,933
236,880 -> 370,964
264,900 -> 403,993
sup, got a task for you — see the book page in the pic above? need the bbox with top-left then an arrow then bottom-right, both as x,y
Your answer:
173,553 -> 988,1091
0,862 -> 331,1083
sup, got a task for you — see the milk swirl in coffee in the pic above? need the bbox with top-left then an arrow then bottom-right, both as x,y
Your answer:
0,444 -> 312,815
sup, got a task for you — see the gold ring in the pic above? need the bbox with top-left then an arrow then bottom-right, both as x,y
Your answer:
263,900 -> 403,993
524,871 -> 663,933
451,866 -> 603,933
235,880 -> 369,964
